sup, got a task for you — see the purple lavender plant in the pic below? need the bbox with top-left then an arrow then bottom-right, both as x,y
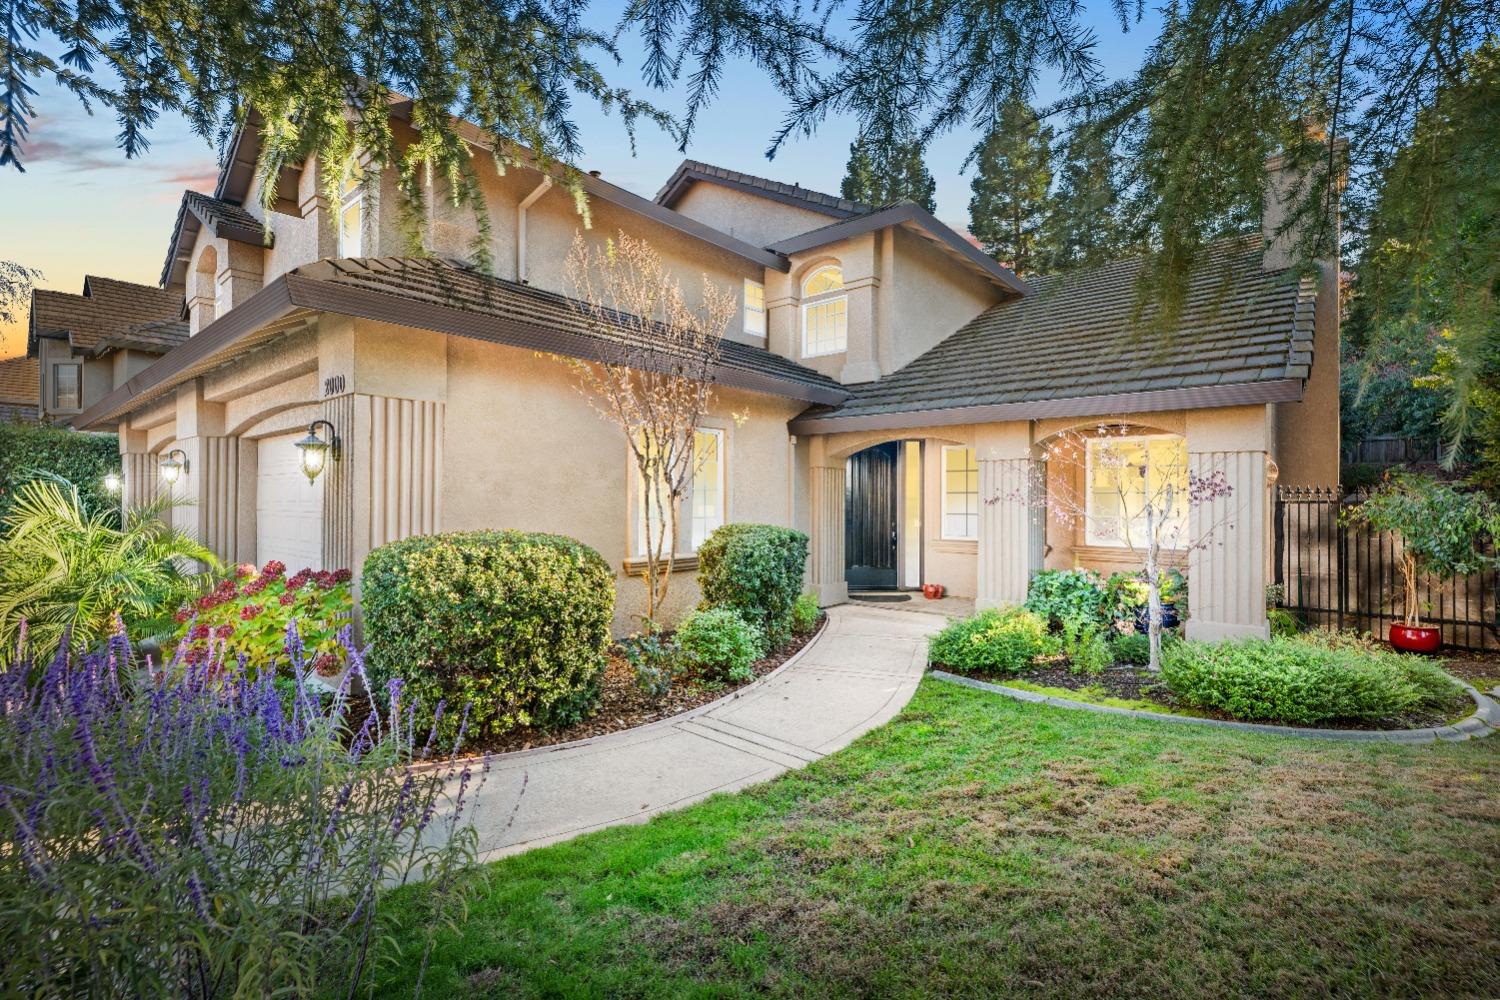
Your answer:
0,622 -> 484,998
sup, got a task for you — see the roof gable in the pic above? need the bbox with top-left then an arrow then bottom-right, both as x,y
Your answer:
655,160 -> 869,219
28,277 -> 181,356
791,237 -> 1316,432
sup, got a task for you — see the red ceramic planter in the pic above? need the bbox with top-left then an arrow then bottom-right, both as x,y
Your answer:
922,583 -> 946,600
1389,623 -> 1440,653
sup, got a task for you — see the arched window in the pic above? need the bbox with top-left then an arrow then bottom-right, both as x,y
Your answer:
800,264 -> 847,357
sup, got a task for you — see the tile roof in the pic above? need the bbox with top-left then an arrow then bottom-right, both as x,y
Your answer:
294,257 -> 848,402
92,318 -> 191,356
161,189 -> 274,290
655,159 -> 870,218
28,277 -> 182,354
792,237 -> 1317,430
0,354 -> 39,403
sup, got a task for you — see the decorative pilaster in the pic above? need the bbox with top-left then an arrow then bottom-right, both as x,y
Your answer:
977,457 -> 1040,608
809,464 -> 847,606
341,394 -> 445,576
122,451 -> 160,515
1185,450 -> 1272,640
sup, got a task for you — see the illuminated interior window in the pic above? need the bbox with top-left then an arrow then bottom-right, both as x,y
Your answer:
800,265 -> 847,357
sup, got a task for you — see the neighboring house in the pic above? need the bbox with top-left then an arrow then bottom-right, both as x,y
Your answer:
0,354 -> 40,422
66,107 -> 1339,639
27,276 -> 185,422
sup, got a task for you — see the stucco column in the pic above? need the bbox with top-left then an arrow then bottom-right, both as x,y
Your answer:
118,428 -> 159,520
804,437 -> 848,606
169,381 -> 246,566
974,422 -> 1040,609
838,278 -> 881,384
1184,407 -> 1275,641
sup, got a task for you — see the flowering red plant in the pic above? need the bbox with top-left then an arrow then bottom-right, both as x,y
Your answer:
173,560 -> 353,675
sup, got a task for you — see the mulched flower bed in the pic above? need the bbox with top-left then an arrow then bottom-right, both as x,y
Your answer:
939,655 -> 1476,732
473,616 -> 826,756
1433,649 -> 1500,690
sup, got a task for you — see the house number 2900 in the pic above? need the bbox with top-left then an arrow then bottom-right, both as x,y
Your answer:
323,374 -> 347,397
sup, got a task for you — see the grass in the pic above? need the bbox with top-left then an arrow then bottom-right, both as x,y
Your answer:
379,680 -> 1500,998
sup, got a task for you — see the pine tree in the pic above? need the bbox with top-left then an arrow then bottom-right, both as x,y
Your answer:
968,100 -> 1055,276
840,132 -> 937,211
1045,125 -> 1136,270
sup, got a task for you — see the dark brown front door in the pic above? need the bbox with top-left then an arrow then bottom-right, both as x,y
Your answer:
845,442 -> 899,590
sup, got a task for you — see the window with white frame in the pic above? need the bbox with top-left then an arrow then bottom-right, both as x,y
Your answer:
1085,434 -> 1188,547
635,429 -> 726,556
800,264 -> 847,357
338,166 -> 364,257
52,363 -> 81,410
941,446 -> 979,540
743,280 -> 766,337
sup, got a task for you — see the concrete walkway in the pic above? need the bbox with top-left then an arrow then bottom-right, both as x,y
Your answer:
468,604 -> 944,860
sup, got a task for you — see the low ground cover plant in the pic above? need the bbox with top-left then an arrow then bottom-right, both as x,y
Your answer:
697,524 -> 809,646
929,606 -> 1050,674
362,529 -> 614,741
619,629 -> 683,698
676,606 -> 765,683
1111,631 -> 1152,665
791,590 -> 821,635
1161,629 -> 1464,724
0,627 -> 479,998
1060,619 -> 1113,675
171,560 -> 352,676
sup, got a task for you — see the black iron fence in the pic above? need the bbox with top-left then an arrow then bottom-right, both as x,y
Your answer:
1274,486 -> 1500,650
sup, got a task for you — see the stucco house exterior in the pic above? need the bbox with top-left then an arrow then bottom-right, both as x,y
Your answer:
60,105 -> 1339,640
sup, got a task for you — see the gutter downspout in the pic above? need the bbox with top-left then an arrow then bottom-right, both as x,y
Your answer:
516,177 -> 553,283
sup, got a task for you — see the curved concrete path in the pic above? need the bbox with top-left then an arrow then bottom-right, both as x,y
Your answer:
469,604 -> 945,859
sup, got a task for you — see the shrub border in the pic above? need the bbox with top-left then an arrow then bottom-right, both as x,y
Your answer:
412,614 -> 830,771
930,669 -> 1500,743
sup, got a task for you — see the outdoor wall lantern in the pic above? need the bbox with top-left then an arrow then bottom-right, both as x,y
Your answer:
158,449 -> 188,485
295,420 -> 340,483
103,471 -> 122,494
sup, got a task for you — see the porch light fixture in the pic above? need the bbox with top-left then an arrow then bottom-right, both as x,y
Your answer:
103,471 -> 122,494
294,420 -> 340,483
159,449 -> 188,485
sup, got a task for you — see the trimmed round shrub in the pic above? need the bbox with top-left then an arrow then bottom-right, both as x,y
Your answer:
1025,569 -> 1108,628
676,607 -> 764,683
1160,632 -> 1463,725
697,523 -> 809,648
1111,631 -> 1151,666
362,530 -> 614,741
928,606 -> 1049,674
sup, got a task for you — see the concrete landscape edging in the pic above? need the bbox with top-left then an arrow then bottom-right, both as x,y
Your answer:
930,669 -> 1500,743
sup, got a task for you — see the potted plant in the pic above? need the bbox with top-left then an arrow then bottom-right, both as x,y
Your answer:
1106,570 -> 1186,634
1343,472 -> 1500,652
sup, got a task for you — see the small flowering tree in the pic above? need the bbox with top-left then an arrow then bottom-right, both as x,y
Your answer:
0,623 -> 483,997
991,424 -> 1235,670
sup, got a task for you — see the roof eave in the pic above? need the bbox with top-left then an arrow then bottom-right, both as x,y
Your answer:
75,269 -> 847,429
655,164 -> 860,220
788,378 -> 1306,435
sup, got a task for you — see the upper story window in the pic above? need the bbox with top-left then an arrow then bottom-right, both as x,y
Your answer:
338,168 -> 364,257
1085,434 -> 1189,548
801,264 -> 847,357
941,446 -> 979,540
743,280 -> 766,337
52,363 -> 81,411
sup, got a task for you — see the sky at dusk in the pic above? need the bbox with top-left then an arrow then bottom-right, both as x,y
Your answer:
0,2 -> 1161,358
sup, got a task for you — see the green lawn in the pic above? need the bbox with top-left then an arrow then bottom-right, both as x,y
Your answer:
379,680 -> 1500,998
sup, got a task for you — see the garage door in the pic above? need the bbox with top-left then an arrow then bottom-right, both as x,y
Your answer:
256,432 -> 324,571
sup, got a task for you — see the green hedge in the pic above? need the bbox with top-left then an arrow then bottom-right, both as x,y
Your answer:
928,606 -> 1050,674
697,523 -> 808,647
1161,631 -> 1462,725
362,530 -> 615,741
0,423 -> 118,524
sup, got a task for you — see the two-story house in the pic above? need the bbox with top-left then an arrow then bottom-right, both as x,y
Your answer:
61,103 -> 1340,639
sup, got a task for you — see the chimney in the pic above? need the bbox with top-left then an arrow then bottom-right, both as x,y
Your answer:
1261,124 -> 1346,272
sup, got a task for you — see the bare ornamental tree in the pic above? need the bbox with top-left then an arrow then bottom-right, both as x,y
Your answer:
990,424 -> 1236,670
562,232 -> 738,630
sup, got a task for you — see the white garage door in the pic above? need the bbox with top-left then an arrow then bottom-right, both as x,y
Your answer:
256,432 -> 324,571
